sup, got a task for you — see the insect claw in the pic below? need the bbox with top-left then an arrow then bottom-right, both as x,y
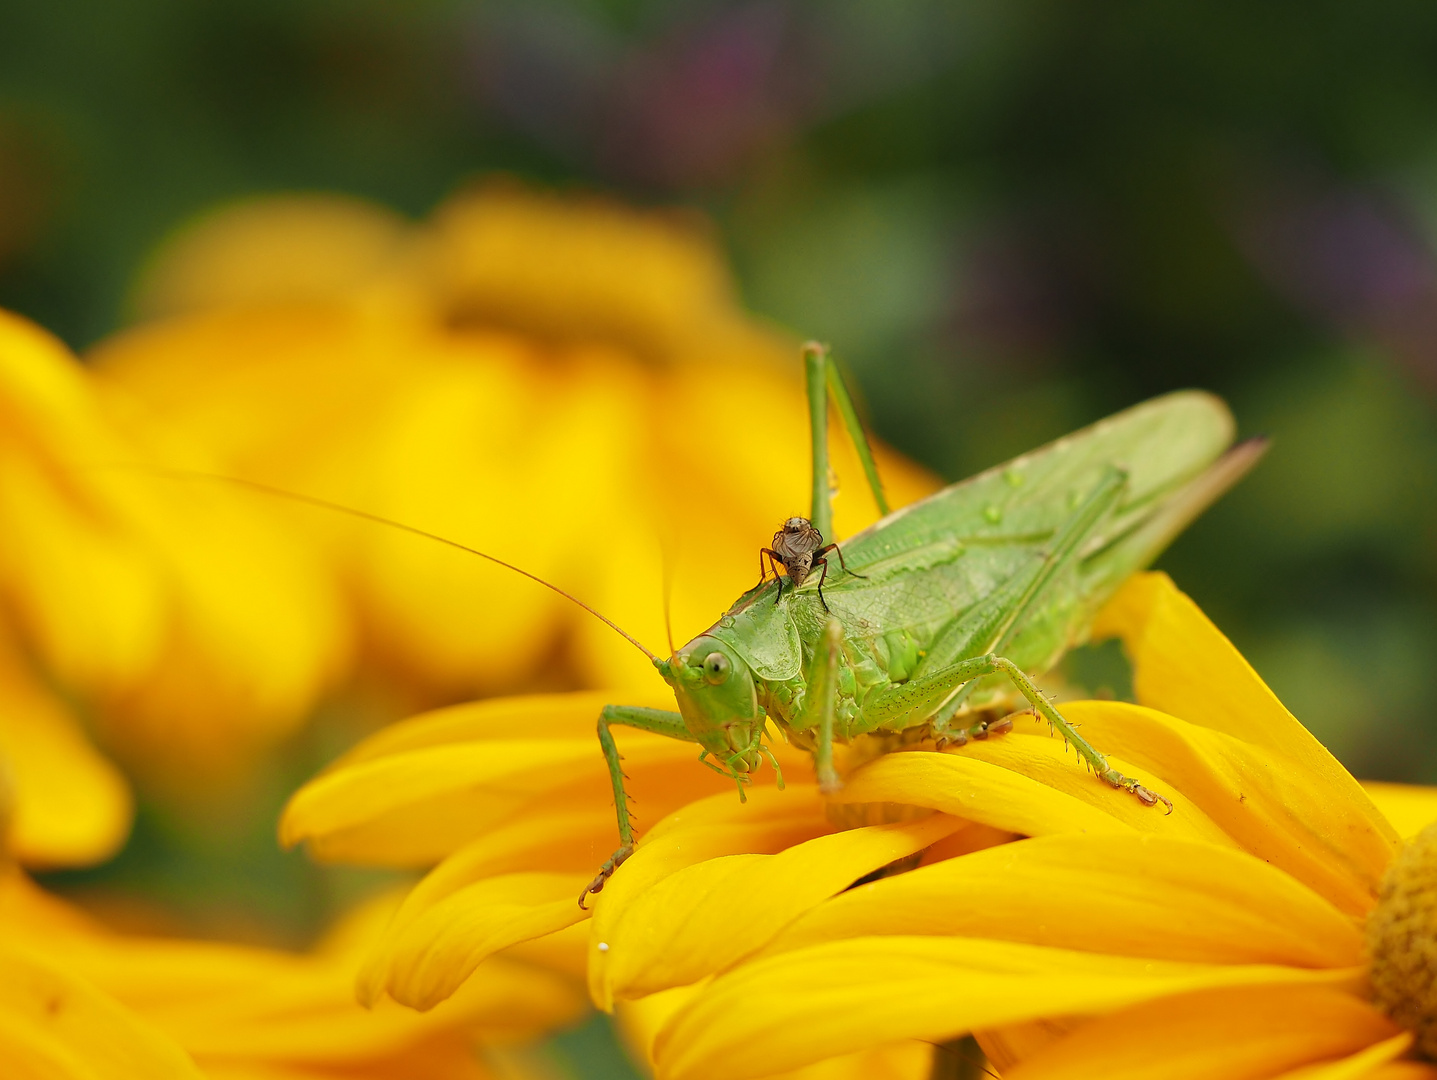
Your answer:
1130,783 -> 1174,814
579,844 -> 635,909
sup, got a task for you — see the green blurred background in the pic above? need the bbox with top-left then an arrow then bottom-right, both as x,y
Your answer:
5,1 -> 1437,1071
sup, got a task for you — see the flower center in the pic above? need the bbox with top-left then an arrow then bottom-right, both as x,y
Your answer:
1368,821 -> 1437,1058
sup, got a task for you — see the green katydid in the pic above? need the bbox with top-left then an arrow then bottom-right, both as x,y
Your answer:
579,343 -> 1263,904
140,343 -> 1262,909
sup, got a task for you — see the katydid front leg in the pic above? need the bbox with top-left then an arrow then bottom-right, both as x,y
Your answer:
863,654 -> 1172,812
580,704 -> 697,908
804,617 -> 844,793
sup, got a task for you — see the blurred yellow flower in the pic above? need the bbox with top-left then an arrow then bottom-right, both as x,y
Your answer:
0,307 -> 348,777
0,621 -> 130,868
284,572 -> 1437,1080
0,867 -> 586,1080
90,181 -> 938,713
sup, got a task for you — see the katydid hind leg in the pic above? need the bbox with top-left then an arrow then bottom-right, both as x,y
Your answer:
860,652 -> 1170,811
803,342 -> 889,544
930,467 -> 1128,734
810,342 -> 890,519
984,654 -> 1172,813
581,704 -> 696,907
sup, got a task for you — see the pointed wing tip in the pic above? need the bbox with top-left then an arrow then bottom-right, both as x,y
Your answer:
1218,434 -> 1270,479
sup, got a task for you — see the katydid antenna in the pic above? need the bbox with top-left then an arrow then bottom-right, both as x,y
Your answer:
120,465 -> 661,663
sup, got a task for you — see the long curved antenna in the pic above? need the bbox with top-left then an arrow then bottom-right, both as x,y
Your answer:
122,465 -> 660,663
660,548 -> 677,658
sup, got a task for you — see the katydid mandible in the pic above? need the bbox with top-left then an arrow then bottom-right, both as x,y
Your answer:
580,342 -> 1264,905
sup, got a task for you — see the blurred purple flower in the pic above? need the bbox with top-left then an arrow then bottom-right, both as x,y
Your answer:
1238,176 -> 1437,389
464,2 -> 816,188
460,1 -> 962,191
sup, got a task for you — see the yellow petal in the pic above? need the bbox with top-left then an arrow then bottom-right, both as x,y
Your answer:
0,311 -> 169,688
826,750 -> 1137,839
1003,984 -> 1399,1080
638,782 -> 830,843
356,808 -> 614,1004
130,194 -> 410,319
109,949 -> 579,1057
593,811 -> 966,1004
1363,781 -> 1437,840
765,1044 -> 934,1080
283,688 -> 808,866
95,466 -> 352,772
756,833 -> 1362,970
1093,573 -> 1397,885
0,307 -> 352,773
39,893 -> 585,1068
1358,1063 -> 1437,1080
322,691 -> 634,766
283,732 -> 707,867
651,937 -> 1361,1080
353,345 -> 659,691
1033,702 -> 1386,915
0,938 -> 204,1080
374,872 -> 590,1011
588,785 -> 835,1009
617,982 -> 703,1073
948,730 -> 1234,844
1269,1032 -> 1417,1080
618,982 -> 934,1080
0,635 -> 131,868
975,1019 -> 1079,1074
424,180 -> 738,361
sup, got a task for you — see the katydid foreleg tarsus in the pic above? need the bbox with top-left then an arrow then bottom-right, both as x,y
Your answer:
582,705 -> 693,908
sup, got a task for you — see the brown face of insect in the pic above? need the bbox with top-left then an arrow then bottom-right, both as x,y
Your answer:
771,516 -> 824,586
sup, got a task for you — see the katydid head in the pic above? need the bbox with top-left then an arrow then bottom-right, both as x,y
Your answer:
655,636 -> 764,773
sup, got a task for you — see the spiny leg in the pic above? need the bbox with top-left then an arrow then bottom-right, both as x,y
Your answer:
935,712 -> 1016,748
981,654 -> 1172,812
860,651 -> 1170,811
932,466 -> 1128,734
581,704 -> 696,908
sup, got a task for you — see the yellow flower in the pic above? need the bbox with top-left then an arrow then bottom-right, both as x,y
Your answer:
0,934 -> 204,1080
0,307 -> 350,775
285,571 -> 1436,1080
0,866 -> 585,1080
0,621 -> 131,868
90,182 -> 938,710
642,572 -> 1437,1080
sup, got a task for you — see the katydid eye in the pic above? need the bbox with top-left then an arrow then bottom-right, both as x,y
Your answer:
702,651 -> 731,684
